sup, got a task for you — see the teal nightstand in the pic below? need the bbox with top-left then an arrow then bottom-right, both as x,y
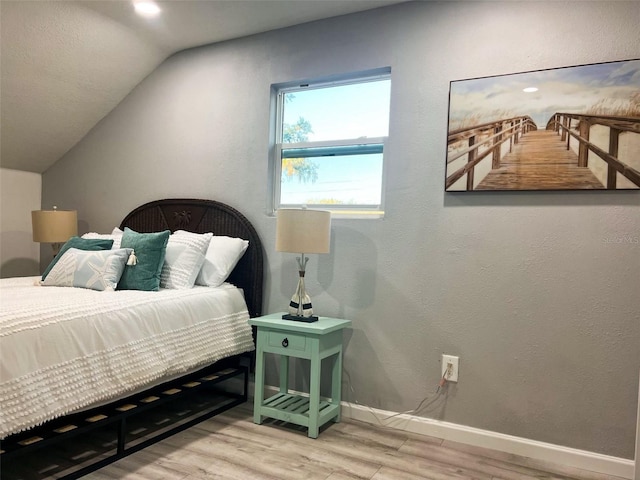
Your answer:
249,313 -> 351,438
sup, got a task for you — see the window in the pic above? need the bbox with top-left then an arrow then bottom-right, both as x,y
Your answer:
272,70 -> 391,217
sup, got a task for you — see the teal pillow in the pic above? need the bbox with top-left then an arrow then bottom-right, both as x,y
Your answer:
118,228 -> 170,291
42,236 -> 114,280
42,248 -> 132,291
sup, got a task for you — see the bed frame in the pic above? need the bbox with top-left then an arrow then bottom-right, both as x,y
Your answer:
121,198 -> 264,318
1,199 -> 264,479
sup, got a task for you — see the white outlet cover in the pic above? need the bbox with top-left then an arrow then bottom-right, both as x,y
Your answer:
442,354 -> 459,382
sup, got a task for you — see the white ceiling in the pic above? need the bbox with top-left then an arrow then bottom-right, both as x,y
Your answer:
0,0 -> 406,174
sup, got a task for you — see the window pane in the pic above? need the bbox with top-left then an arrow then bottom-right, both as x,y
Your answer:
282,80 -> 390,143
280,154 -> 383,206
282,143 -> 383,158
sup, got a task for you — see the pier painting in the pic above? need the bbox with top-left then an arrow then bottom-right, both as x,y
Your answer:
445,60 -> 640,191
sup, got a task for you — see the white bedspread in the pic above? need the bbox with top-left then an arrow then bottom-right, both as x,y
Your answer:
0,276 -> 255,439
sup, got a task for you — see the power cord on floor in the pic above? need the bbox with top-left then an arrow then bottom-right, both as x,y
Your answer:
342,367 -> 450,429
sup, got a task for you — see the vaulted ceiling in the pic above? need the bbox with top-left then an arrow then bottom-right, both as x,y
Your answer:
0,0 -> 405,174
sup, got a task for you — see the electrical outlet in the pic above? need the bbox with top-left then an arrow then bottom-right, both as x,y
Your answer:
441,354 -> 459,382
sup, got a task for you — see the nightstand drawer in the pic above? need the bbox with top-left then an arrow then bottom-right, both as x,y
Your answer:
266,331 -> 308,353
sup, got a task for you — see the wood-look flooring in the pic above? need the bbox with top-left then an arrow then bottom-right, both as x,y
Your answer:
76,404 -> 625,480
476,130 -> 604,190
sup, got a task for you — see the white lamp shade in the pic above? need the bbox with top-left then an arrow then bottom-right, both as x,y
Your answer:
276,209 -> 331,254
32,209 -> 78,243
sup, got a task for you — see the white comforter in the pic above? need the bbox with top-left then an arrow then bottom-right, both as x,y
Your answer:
0,276 -> 255,439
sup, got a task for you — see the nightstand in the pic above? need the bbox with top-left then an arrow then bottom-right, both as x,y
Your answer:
249,313 -> 351,438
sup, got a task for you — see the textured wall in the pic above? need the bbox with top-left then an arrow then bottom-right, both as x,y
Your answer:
43,1 -> 640,458
0,168 -> 41,277
0,1 -> 164,173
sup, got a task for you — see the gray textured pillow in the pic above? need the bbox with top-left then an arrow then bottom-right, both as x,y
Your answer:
42,237 -> 114,280
42,248 -> 132,291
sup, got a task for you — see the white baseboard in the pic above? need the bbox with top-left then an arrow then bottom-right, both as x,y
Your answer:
341,401 -> 635,480
249,383 -> 633,479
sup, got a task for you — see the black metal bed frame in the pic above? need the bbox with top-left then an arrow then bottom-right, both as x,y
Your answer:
1,361 -> 249,479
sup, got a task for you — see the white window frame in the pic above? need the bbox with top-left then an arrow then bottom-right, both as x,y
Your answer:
271,69 -> 391,218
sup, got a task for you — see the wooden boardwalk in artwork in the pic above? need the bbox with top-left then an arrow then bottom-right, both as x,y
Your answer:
475,130 -> 605,190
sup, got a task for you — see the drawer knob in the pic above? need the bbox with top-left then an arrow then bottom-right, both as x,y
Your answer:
282,338 -> 289,348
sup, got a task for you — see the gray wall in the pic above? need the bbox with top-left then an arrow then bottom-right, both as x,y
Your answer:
43,1 -> 640,458
1,168 -> 41,277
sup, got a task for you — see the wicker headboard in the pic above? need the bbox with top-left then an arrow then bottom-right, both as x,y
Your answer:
120,199 -> 263,318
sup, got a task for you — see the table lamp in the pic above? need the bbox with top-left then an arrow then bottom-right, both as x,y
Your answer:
32,206 -> 78,256
276,208 -> 331,322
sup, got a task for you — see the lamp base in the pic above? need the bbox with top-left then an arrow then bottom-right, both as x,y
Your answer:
282,314 -> 319,323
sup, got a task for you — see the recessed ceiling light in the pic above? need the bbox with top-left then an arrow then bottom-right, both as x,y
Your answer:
134,1 -> 161,17
523,87 -> 538,93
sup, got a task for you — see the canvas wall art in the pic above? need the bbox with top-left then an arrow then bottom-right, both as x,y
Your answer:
445,59 -> 640,191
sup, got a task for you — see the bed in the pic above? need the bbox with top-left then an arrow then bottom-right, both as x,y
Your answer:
0,198 -> 264,478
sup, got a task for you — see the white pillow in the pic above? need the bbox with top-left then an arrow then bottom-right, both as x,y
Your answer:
173,230 -> 213,248
82,227 -> 124,249
160,231 -> 212,289
196,236 -> 249,287
42,247 -> 132,291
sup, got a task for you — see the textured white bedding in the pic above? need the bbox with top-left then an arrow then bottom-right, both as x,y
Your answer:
0,276 -> 255,439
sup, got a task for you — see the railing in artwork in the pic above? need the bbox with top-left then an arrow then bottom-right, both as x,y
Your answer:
546,113 -> 640,188
446,116 -> 537,190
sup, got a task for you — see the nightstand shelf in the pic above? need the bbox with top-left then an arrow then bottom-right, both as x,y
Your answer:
249,313 -> 351,438
261,393 -> 339,427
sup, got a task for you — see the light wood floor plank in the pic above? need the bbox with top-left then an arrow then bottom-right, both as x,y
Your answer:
441,439 -> 628,480
142,440 -> 286,480
192,421 -> 381,479
325,472 -> 378,480
15,403 -> 626,480
160,429 -> 333,480
200,418 -> 392,477
371,466 -> 457,480
85,450 -> 190,480
207,408 -> 457,479
400,439 -> 561,480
